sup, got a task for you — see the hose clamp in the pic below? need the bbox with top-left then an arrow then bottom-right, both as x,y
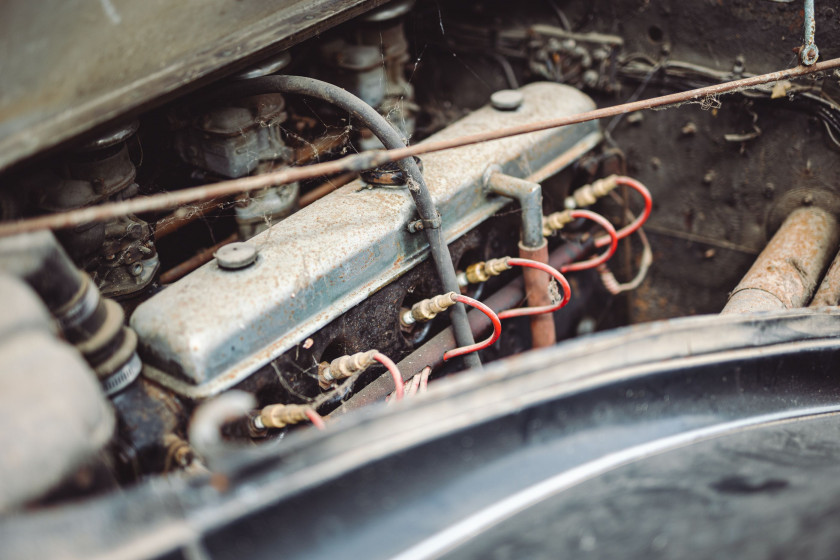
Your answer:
407,212 -> 442,233
101,353 -> 142,396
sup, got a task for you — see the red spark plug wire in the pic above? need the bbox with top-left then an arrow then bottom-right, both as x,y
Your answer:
373,351 -> 405,400
594,176 -> 652,248
498,259 -> 572,319
443,294 -> 502,361
560,209 -> 619,273
304,408 -> 327,430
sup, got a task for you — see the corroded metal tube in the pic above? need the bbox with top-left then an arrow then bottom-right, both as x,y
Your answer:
486,172 -> 555,347
487,172 -> 544,249
519,240 -> 556,348
810,249 -> 840,307
721,207 -> 840,314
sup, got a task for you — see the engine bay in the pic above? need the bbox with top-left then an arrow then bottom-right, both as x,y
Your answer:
2,0 -> 840,557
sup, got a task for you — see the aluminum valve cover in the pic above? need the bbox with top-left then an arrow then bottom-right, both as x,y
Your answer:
131,82 -> 601,398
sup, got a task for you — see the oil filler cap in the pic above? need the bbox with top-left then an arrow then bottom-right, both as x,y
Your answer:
490,90 -> 524,111
215,242 -> 257,270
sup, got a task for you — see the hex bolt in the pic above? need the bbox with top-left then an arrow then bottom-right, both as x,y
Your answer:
490,90 -> 524,111
215,241 -> 257,270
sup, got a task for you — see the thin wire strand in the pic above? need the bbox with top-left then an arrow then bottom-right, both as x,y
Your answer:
599,228 -> 653,294
419,366 -> 431,392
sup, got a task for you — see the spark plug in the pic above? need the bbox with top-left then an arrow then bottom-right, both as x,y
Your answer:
400,292 -> 459,326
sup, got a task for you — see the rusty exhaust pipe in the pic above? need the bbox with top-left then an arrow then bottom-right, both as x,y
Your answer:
722,207 -> 840,314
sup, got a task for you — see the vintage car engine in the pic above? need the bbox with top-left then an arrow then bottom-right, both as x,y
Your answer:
3,0 -> 840,558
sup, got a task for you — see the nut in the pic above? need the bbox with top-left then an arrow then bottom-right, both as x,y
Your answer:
490,90 -> 524,111
215,242 -> 257,270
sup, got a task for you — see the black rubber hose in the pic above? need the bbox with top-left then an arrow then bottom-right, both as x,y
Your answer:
0,230 -> 85,310
212,75 -> 481,369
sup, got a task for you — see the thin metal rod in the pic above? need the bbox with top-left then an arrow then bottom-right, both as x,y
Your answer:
158,232 -> 238,284
2,57 -> 840,238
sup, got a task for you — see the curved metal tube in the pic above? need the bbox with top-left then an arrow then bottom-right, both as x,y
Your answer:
211,75 -> 480,369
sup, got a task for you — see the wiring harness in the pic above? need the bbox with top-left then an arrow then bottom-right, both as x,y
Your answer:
279,175 -> 653,426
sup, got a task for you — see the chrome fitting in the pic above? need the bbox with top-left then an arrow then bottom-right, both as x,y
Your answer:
318,349 -> 378,388
400,292 -> 458,327
564,175 -> 619,209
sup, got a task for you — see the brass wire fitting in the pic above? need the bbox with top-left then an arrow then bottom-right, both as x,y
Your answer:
463,257 -> 511,284
564,175 -> 619,209
318,350 -> 378,388
400,292 -> 459,326
254,403 -> 313,429
542,210 -> 575,236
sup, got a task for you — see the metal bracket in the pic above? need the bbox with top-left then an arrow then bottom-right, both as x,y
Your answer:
801,0 -> 819,66
407,213 -> 442,233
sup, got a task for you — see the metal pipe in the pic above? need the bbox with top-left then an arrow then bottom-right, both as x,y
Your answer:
518,241 -> 556,348
330,239 -> 596,415
299,172 -> 358,208
486,172 -> 544,249
3,57 -> 840,237
159,232 -> 239,284
801,0 -> 819,66
155,199 -> 223,240
486,172 -> 554,347
721,207 -> 840,314
809,248 -> 840,307
209,75 -> 480,369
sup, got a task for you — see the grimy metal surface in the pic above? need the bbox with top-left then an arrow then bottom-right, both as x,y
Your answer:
132,82 -> 602,398
6,308 -> 840,560
0,0 -> 387,173
811,248 -> 840,307
721,207 -> 840,314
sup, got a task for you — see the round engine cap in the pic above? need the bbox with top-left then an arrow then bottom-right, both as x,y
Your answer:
215,242 -> 257,270
490,90 -> 524,111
